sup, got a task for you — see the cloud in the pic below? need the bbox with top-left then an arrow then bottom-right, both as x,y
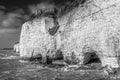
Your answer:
2,12 -> 23,28
28,1 -> 55,14
0,5 -> 6,10
0,29 -> 17,34
0,7 -> 28,29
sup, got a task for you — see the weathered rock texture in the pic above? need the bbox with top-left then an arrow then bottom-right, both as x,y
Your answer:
58,0 -> 120,68
19,0 -> 120,68
19,17 -> 57,60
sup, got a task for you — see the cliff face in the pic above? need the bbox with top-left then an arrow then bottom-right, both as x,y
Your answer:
58,0 -> 120,68
19,0 -> 120,68
19,17 -> 56,60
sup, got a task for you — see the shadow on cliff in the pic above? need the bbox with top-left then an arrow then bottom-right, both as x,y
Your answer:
28,49 -> 101,70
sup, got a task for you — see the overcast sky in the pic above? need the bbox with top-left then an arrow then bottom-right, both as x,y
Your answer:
0,0 -> 74,48
0,0 -> 40,48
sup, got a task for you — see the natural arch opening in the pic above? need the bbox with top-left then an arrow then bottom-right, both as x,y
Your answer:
83,51 -> 101,65
53,49 -> 64,60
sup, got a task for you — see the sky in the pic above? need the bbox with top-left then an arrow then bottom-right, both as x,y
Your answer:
0,0 -> 35,48
0,0 -> 74,48
0,0 -> 41,48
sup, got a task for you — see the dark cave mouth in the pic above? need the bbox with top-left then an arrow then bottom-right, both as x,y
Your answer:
29,50 -> 101,66
49,51 -> 101,65
83,52 -> 101,65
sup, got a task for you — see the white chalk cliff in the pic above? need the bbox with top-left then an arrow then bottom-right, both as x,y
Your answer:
19,0 -> 120,68
13,43 -> 20,53
19,17 -> 57,61
58,0 -> 120,68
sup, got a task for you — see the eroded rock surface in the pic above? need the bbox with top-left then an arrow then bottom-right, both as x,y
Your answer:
19,0 -> 120,68
57,0 -> 120,68
19,17 -> 56,60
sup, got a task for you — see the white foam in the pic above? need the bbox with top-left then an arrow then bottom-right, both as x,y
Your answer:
0,56 -> 20,59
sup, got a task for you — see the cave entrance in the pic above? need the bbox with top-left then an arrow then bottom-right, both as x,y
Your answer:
83,51 -> 101,65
